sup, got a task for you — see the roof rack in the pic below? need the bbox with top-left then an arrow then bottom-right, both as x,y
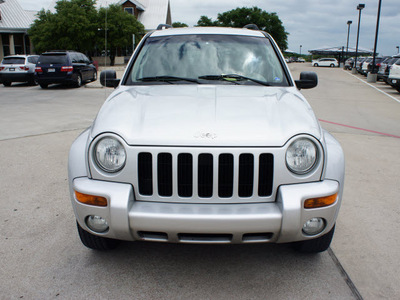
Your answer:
157,24 -> 173,30
243,24 -> 260,30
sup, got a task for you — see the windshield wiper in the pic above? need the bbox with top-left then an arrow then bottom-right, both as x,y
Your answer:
199,74 -> 270,86
137,76 -> 200,84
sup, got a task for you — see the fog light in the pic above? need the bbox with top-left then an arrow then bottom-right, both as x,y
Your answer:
302,218 -> 325,236
86,215 -> 109,233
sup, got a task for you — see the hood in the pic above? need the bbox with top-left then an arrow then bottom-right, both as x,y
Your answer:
91,85 -> 322,147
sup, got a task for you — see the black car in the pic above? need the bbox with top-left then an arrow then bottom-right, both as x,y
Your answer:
35,51 -> 97,88
366,57 -> 388,74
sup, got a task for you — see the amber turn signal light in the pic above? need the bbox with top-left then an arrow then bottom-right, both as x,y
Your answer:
75,191 -> 108,207
304,193 -> 338,209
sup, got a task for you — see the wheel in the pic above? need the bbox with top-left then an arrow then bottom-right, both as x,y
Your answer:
3,81 -> 11,87
330,64 -> 334,67
74,73 -> 82,87
292,225 -> 335,253
313,63 -> 318,67
39,83 -> 48,89
77,222 -> 120,250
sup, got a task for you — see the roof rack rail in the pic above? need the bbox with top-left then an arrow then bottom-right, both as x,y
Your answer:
243,24 -> 260,30
157,24 -> 173,30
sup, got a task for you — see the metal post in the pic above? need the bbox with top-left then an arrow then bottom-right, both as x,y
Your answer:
300,45 -> 302,56
346,21 -> 352,60
353,4 -> 365,74
371,0 -> 382,74
397,46 -> 399,54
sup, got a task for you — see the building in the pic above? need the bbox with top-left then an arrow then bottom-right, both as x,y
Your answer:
96,0 -> 171,31
0,0 -> 37,60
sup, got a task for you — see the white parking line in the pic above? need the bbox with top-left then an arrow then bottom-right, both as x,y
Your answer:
343,70 -> 400,104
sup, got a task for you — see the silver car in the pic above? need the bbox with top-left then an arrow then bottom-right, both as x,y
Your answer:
68,26 -> 345,253
0,55 -> 39,86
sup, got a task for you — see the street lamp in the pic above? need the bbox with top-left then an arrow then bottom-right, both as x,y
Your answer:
353,4 -> 365,74
370,0 -> 382,77
397,46 -> 399,54
346,21 -> 352,61
300,45 -> 302,55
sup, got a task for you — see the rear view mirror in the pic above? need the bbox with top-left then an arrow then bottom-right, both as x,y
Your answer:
100,70 -> 120,88
295,72 -> 318,90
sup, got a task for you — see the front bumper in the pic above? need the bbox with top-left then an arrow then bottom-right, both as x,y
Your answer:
71,177 -> 341,244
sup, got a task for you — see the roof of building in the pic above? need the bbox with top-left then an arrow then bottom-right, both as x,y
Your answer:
0,0 -> 37,32
309,46 -> 374,56
137,0 -> 170,31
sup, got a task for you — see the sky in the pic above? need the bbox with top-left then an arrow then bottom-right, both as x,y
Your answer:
18,0 -> 400,56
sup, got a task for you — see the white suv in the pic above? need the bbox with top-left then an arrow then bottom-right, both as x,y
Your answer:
388,58 -> 400,92
68,25 -> 345,253
312,58 -> 338,67
0,55 -> 39,86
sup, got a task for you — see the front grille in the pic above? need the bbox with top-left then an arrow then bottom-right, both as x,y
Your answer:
137,152 -> 273,199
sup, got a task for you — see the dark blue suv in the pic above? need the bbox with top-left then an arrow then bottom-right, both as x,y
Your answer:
35,51 -> 97,88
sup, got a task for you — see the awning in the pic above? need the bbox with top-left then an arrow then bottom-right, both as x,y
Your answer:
309,46 -> 374,56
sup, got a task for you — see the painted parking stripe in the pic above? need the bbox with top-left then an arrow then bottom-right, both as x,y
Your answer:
319,119 -> 400,139
343,70 -> 400,104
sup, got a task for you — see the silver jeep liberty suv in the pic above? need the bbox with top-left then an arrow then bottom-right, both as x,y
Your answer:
68,24 -> 344,253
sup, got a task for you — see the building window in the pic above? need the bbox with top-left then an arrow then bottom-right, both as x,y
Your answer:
124,7 -> 133,15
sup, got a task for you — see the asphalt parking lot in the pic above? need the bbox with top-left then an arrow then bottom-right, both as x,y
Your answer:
1,64 -> 399,299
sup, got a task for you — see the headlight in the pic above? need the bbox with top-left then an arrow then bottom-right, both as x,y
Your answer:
94,137 -> 126,172
286,138 -> 318,174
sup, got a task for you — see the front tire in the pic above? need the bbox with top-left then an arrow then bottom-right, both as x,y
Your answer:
39,83 -> 48,89
3,81 -> 11,87
330,64 -> 335,67
77,222 -> 120,250
92,71 -> 97,82
292,225 -> 335,253
313,63 -> 318,67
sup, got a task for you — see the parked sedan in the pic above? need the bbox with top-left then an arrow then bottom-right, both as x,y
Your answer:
344,58 -> 354,70
312,58 -> 338,67
0,55 -> 39,86
35,51 -> 97,89
355,57 -> 367,73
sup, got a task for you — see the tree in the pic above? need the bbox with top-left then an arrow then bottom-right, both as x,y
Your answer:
196,7 -> 288,51
97,4 -> 145,65
196,16 -> 217,27
28,0 -> 145,64
28,0 -> 98,54
172,22 -> 188,28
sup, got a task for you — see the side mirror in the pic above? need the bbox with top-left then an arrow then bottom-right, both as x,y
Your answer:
100,70 -> 120,88
295,71 -> 318,90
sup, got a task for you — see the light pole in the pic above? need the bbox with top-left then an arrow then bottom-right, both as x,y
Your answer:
346,20 -> 352,61
397,46 -> 399,54
300,45 -> 302,56
353,3 -> 365,74
370,0 -> 382,78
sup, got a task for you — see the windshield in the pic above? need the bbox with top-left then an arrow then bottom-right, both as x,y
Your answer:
126,34 -> 289,86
